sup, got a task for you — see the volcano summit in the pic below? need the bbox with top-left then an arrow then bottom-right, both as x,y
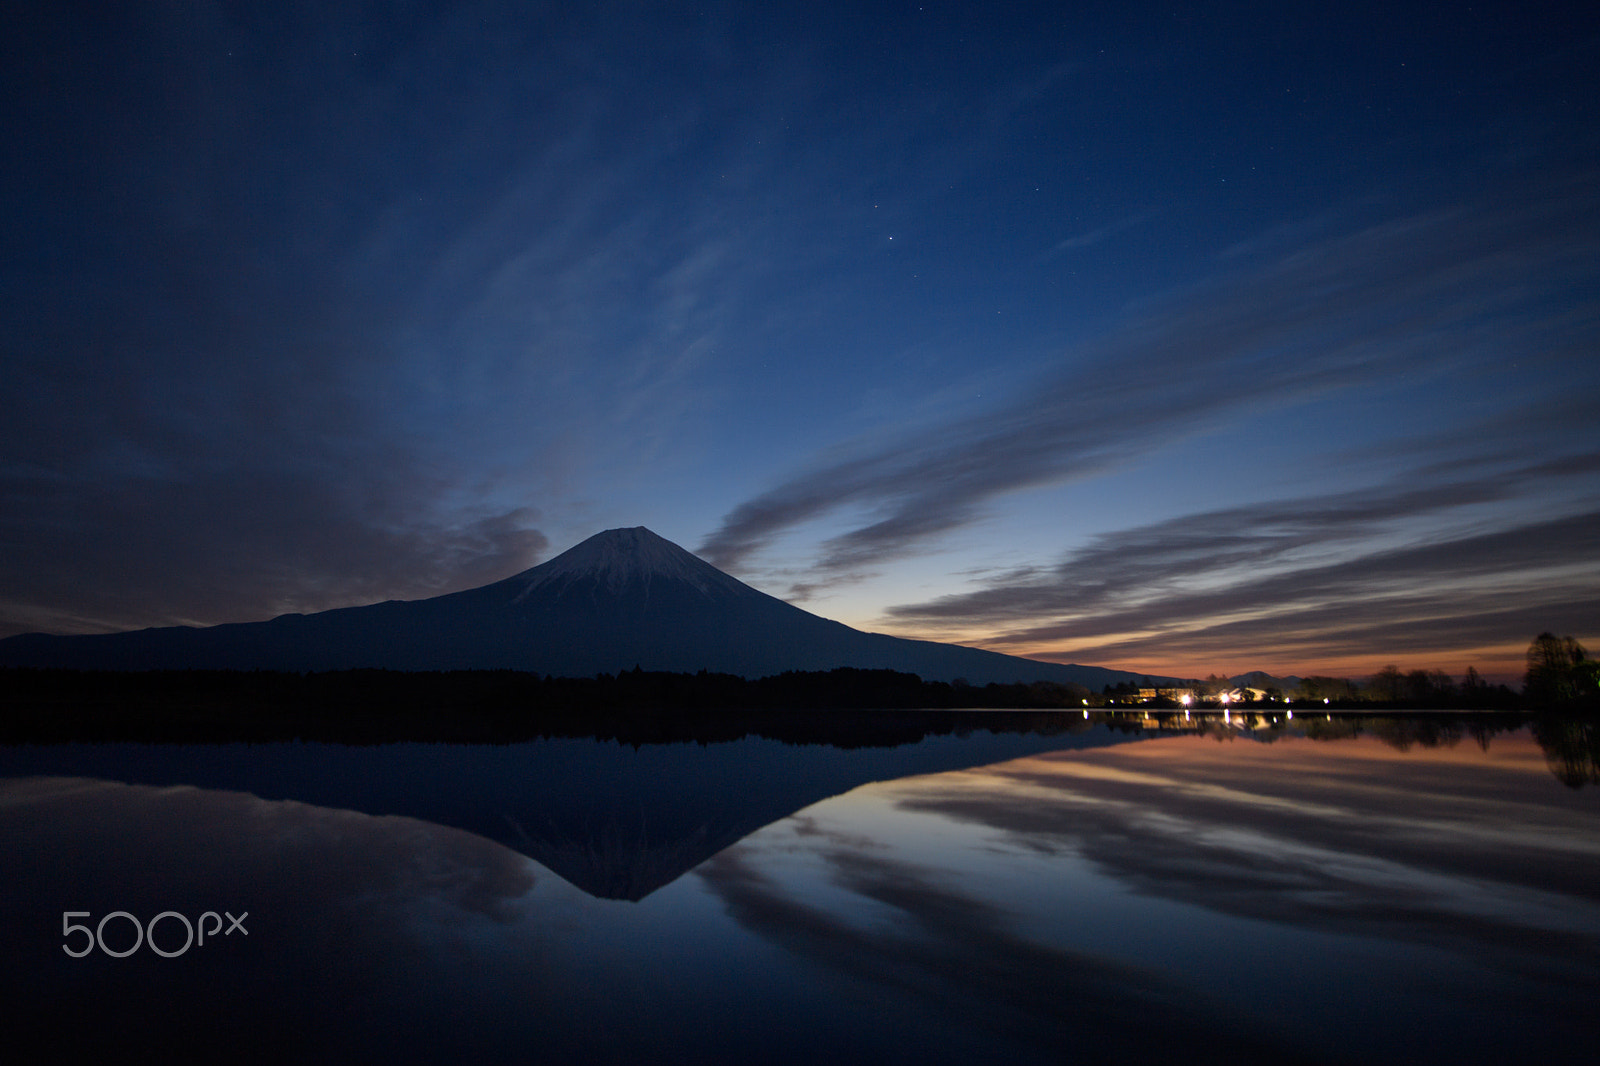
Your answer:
0,526 -> 1145,688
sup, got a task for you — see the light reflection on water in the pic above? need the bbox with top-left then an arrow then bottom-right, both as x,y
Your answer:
2,722 -> 1597,1063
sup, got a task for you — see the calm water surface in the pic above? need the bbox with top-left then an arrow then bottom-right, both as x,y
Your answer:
2,718 -> 1596,1063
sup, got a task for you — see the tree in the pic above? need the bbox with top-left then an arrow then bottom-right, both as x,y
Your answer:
1460,665 -> 1488,708
1402,669 -> 1455,705
1298,675 -> 1354,701
1524,633 -> 1591,708
1367,664 -> 1404,702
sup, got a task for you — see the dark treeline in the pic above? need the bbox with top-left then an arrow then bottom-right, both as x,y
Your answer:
2,628 -> 1594,745
1098,632 -> 1597,711
4,666 -> 1597,787
0,666 -> 1100,745
1379,631 -> 1600,710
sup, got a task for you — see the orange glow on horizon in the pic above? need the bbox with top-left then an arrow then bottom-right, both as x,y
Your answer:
978,639 -> 1533,687
853,613 -> 1569,689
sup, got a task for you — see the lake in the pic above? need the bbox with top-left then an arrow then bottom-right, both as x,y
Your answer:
2,713 -> 1596,1063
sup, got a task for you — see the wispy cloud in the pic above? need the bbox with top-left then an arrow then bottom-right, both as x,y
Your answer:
893,739 -> 1600,956
0,6 -> 776,635
891,452 -> 1600,625
903,506 -> 1599,669
697,838 -> 1299,1061
1036,211 -> 1152,262
699,178 -> 1600,591
868,432 -> 1600,671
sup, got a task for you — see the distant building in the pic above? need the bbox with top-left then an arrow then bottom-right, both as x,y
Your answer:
1130,687 -> 1199,704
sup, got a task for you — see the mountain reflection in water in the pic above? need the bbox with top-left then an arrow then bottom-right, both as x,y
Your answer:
0,724 -> 1120,901
2,718 -> 1596,1064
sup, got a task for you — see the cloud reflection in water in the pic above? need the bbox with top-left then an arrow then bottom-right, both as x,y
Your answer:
4,726 -> 1597,1064
702,729 -> 1600,1064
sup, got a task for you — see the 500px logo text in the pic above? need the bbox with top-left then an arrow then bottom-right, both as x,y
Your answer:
62,910 -> 249,958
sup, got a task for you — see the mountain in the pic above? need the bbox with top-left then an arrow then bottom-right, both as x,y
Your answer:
1229,671 -> 1303,691
0,526 -> 1163,688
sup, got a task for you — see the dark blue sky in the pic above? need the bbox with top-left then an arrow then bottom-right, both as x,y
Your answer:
4,1 -> 1597,679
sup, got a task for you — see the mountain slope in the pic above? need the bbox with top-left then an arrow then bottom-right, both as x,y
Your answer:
0,526 -> 1161,688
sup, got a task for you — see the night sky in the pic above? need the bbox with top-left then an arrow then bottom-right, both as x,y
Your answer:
5,1 -> 1597,681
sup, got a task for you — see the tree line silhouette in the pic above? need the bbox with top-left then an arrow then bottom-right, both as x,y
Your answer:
1,631 -> 1592,745
0,665 -> 1097,744
1099,632 -> 1597,711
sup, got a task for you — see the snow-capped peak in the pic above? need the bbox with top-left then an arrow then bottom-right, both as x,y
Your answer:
508,526 -> 750,600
